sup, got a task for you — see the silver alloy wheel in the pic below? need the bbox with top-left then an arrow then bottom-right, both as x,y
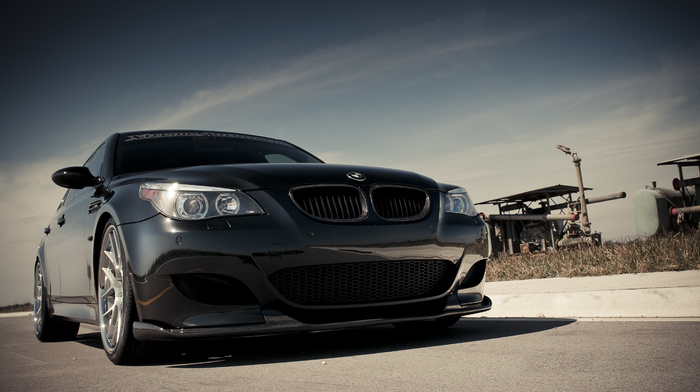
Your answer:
33,263 -> 44,336
98,225 -> 125,354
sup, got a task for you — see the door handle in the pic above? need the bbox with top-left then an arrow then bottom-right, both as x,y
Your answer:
44,226 -> 51,235
57,215 -> 66,227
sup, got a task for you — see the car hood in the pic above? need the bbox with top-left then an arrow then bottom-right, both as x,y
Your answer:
120,163 -> 441,191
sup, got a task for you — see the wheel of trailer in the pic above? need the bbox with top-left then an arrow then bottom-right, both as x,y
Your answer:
33,262 -> 80,342
98,219 -> 149,365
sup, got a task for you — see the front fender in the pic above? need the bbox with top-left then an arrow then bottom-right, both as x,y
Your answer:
35,238 -> 55,309
94,181 -> 159,227
36,238 -> 46,284
86,182 -> 159,310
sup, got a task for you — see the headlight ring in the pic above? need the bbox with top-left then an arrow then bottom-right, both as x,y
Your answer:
444,187 -> 478,217
139,183 -> 264,220
215,193 -> 240,215
176,193 -> 208,220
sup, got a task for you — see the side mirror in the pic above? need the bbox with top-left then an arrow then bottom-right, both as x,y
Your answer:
51,167 -> 101,189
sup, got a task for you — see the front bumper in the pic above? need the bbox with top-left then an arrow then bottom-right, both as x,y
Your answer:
133,296 -> 492,340
119,195 -> 490,336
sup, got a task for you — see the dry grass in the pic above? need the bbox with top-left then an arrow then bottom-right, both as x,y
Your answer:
0,303 -> 32,313
487,230 -> 700,281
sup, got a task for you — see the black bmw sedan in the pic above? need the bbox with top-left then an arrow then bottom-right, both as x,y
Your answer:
34,130 -> 491,364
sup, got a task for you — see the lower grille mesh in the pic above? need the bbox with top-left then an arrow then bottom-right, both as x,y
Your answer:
268,260 -> 455,305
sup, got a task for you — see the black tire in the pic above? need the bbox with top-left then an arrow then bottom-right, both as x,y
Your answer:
33,262 -> 80,342
97,219 -> 149,365
392,315 -> 462,332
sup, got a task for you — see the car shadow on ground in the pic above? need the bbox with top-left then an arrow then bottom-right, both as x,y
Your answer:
75,317 -> 575,367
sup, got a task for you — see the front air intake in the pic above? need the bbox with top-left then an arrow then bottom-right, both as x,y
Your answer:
268,260 -> 456,305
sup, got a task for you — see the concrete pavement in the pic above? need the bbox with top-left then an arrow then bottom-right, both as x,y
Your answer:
473,270 -> 700,319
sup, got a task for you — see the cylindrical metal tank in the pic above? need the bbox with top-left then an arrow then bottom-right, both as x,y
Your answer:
633,187 -> 696,236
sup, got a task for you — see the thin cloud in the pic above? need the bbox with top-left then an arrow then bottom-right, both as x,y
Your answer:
140,15 -> 543,130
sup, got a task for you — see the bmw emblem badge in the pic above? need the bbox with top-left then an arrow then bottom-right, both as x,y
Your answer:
347,172 -> 366,182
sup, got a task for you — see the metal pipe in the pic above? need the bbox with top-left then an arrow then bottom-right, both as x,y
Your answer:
670,205 -> 700,215
506,220 -> 514,255
572,153 -> 591,234
548,192 -> 626,211
673,177 -> 700,191
488,213 -> 579,221
489,190 -> 626,214
586,192 -> 627,204
557,145 -> 591,234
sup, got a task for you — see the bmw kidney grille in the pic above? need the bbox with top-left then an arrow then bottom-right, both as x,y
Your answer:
290,185 -> 430,222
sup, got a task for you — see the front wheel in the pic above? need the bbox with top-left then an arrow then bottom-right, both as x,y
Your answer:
98,219 -> 149,365
33,262 -> 79,342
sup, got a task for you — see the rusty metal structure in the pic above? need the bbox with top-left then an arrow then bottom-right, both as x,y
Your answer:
477,146 -> 626,255
478,185 -> 625,255
633,153 -> 699,236
658,153 -> 700,218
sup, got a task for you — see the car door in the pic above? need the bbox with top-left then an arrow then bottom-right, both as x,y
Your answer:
43,190 -> 69,299
46,144 -> 106,301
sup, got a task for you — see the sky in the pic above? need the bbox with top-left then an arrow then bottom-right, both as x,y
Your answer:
1,0 -> 699,306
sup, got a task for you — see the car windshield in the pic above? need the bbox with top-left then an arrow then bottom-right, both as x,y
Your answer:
114,131 -> 322,175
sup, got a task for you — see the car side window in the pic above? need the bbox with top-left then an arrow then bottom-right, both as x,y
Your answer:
67,143 -> 107,200
85,144 -> 106,178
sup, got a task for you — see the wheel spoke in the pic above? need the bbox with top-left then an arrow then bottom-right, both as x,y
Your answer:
33,264 -> 44,334
106,308 -> 118,342
101,267 -> 117,295
98,225 -> 127,354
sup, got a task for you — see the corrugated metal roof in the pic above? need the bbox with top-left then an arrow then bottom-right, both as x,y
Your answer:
476,184 -> 592,206
657,153 -> 700,166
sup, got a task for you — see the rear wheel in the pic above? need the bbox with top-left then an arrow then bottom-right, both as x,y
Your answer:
33,262 -> 79,341
98,219 -> 149,365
